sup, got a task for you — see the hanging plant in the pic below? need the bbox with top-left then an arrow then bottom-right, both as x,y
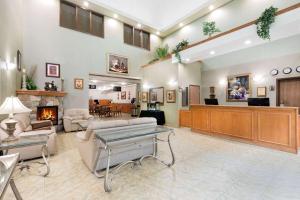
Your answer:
256,6 -> 278,40
202,21 -> 221,37
172,40 -> 189,63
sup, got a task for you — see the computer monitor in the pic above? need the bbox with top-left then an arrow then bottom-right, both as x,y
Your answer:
204,98 -> 219,105
247,98 -> 270,106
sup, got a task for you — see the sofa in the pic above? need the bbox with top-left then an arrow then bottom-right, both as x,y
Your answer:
63,109 -> 94,132
0,113 -> 57,160
76,117 -> 157,172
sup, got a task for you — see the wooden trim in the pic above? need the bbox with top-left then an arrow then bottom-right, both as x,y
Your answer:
16,90 -> 67,97
141,55 -> 172,68
141,3 -> 300,68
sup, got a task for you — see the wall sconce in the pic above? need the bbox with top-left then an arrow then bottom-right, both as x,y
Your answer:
253,74 -> 265,83
218,78 -> 226,86
168,79 -> 178,87
143,83 -> 150,90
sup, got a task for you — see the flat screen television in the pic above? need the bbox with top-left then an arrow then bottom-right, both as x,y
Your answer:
204,98 -> 219,105
247,98 -> 270,106
113,86 -> 121,91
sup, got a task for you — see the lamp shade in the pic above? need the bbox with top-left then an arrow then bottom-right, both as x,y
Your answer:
0,96 -> 32,115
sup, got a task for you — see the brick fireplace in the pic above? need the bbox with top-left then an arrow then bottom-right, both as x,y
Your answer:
16,90 -> 67,131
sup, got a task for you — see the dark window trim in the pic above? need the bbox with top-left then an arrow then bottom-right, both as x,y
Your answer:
60,0 -> 104,38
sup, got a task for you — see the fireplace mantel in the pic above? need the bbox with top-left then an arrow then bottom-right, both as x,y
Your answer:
16,90 -> 67,97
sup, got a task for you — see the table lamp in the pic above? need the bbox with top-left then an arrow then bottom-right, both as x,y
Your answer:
0,96 -> 32,141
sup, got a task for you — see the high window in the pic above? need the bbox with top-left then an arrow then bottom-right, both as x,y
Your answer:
123,24 -> 150,51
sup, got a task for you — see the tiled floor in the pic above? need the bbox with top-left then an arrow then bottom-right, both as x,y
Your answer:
3,128 -> 300,200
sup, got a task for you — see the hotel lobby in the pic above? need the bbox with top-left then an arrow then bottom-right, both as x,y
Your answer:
0,0 -> 300,199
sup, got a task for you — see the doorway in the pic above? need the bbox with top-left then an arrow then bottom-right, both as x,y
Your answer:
277,77 -> 300,113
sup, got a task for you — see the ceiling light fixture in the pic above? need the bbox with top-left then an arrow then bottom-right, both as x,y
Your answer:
244,40 -> 252,45
156,31 -> 160,35
121,82 -> 126,85
113,14 -> 118,19
137,23 -> 142,28
210,51 -> 215,55
186,58 -> 190,62
209,5 -> 214,11
83,1 -> 89,7
179,23 -> 184,27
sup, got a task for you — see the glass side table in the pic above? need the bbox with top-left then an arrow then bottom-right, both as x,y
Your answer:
0,134 -> 50,177
77,121 -> 89,131
0,153 -> 22,200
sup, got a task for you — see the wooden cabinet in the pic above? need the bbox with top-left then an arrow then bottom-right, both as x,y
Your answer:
179,110 -> 192,128
190,105 -> 298,153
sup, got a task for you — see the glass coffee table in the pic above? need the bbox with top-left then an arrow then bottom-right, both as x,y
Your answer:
0,153 -> 22,200
0,134 -> 50,177
93,126 -> 175,192
77,121 -> 89,131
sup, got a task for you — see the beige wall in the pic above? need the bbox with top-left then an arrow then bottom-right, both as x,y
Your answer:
21,0 -> 162,109
163,0 -> 299,49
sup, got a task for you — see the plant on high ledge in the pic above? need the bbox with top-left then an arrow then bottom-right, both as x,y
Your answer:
256,6 -> 278,40
202,21 -> 221,37
172,40 -> 189,63
155,45 -> 169,59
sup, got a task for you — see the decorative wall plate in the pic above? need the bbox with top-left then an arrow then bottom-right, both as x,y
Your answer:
270,69 -> 279,76
282,67 -> 292,74
296,66 -> 300,73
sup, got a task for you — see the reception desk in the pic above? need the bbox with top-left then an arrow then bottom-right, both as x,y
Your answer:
190,105 -> 299,153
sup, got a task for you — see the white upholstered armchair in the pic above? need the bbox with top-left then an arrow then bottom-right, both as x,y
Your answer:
63,109 -> 94,132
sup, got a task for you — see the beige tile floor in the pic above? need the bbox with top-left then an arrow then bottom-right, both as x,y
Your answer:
3,128 -> 300,200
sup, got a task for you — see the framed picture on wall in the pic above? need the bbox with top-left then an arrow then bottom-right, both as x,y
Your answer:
166,90 -> 176,103
227,73 -> 251,102
46,63 -> 60,78
257,87 -> 267,97
149,87 -> 164,104
142,92 -> 148,102
107,53 -> 129,75
121,91 -> 126,99
74,78 -> 84,89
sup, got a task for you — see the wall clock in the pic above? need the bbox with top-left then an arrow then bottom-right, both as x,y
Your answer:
296,66 -> 300,73
282,67 -> 292,74
270,69 -> 279,76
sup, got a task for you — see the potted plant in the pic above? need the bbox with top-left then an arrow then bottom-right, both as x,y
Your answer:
256,6 -> 278,40
172,40 -> 189,63
202,21 -> 221,37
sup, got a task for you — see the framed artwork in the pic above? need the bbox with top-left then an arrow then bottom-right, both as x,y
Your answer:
166,90 -> 176,103
17,50 -> 22,71
74,78 -> 84,89
257,87 -> 267,97
149,87 -> 164,104
107,53 -> 129,75
142,92 -> 148,102
121,91 -> 126,99
227,73 -> 251,102
46,63 -> 60,78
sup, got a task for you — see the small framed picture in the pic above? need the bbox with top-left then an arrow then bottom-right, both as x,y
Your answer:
107,53 -> 129,75
166,90 -> 176,103
257,87 -> 267,97
46,63 -> 60,78
142,92 -> 148,102
121,91 -> 126,99
74,78 -> 84,89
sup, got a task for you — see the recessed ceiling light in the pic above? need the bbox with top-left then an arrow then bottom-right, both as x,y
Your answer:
113,14 -> 118,19
186,58 -> 190,62
156,31 -> 160,35
83,1 -> 89,7
121,82 -> 126,85
209,5 -> 214,11
137,23 -> 142,28
244,40 -> 252,45
210,51 -> 215,55
179,23 -> 184,27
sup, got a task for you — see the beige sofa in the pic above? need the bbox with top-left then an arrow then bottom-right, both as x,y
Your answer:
63,109 -> 94,132
0,113 -> 57,160
76,118 -> 157,172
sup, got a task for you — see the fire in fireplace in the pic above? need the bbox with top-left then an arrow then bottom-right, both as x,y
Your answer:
37,106 -> 58,125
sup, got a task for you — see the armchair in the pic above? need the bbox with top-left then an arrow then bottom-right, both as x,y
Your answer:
63,109 -> 94,132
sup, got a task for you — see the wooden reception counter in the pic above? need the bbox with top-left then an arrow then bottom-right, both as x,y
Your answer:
190,105 -> 299,153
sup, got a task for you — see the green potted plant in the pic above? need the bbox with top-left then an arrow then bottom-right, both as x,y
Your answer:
202,21 -> 221,37
155,45 -> 169,59
26,66 -> 38,90
256,6 -> 278,40
172,40 -> 189,63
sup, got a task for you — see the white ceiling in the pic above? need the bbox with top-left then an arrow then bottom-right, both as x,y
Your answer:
89,0 -> 227,32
